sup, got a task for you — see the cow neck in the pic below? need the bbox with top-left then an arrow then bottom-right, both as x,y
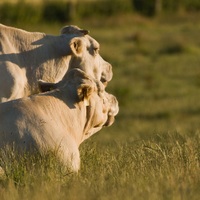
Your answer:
35,35 -> 72,81
26,35 -> 73,95
45,85 -> 83,146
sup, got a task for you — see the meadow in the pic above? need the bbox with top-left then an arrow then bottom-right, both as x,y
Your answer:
1,12 -> 200,199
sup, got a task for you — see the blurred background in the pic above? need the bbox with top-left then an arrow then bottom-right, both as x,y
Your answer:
1,0 -> 200,143
1,0 -> 199,24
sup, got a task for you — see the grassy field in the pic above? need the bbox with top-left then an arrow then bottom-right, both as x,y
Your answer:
1,13 -> 200,199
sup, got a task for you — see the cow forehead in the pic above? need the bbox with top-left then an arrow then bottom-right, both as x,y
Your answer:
84,35 -> 100,49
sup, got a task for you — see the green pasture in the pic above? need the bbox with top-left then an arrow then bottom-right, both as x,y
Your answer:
1,13 -> 200,199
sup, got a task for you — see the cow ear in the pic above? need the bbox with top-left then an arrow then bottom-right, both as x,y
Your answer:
38,80 -> 57,92
70,38 -> 83,57
61,25 -> 89,35
77,84 -> 93,106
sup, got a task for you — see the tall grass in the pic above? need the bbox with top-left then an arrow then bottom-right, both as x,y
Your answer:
1,132 -> 200,199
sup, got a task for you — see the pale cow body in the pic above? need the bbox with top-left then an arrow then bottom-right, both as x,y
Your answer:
0,69 -> 119,172
0,24 -> 112,102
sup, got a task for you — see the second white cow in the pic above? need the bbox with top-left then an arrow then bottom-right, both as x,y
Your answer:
0,68 -> 119,172
0,24 -> 113,102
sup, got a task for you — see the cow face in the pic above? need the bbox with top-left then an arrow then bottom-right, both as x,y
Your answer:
87,88 -> 119,129
38,68 -> 118,143
61,25 -> 113,86
69,36 -> 113,86
71,69 -> 118,138
78,84 -> 119,142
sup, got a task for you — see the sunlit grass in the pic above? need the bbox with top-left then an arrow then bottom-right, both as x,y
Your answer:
1,132 -> 200,199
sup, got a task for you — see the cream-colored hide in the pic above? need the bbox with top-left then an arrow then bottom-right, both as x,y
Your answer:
0,24 -> 113,102
0,69 -> 119,172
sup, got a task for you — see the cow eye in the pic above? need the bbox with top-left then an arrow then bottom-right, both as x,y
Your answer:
94,47 -> 99,55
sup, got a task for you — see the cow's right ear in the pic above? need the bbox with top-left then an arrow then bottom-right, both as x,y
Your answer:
70,38 -> 83,57
77,84 -> 93,106
38,80 -> 57,92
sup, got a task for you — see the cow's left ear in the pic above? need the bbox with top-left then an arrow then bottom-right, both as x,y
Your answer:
70,38 -> 83,57
38,80 -> 57,92
60,25 -> 89,35
77,84 -> 93,106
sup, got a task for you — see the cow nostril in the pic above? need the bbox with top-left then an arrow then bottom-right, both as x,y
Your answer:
100,77 -> 107,84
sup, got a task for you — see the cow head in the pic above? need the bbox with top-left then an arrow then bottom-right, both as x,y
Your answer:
60,25 -> 113,86
65,68 -> 119,142
39,68 -> 119,143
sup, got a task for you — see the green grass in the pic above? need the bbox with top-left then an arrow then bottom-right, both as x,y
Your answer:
1,13 -> 200,199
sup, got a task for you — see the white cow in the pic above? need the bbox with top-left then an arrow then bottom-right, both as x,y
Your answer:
0,24 -> 113,102
0,68 -> 119,172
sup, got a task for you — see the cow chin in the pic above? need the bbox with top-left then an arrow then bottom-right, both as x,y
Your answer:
103,115 -> 115,127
